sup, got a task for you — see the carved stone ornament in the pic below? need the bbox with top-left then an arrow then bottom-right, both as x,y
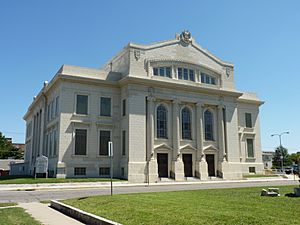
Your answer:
134,50 -> 141,61
226,67 -> 231,77
180,30 -> 192,46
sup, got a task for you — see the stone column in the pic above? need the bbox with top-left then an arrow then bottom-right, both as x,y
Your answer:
218,105 -> 226,162
171,99 -> 184,181
39,108 -> 45,157
195,102 -> 208,180
147,96 -> 158,182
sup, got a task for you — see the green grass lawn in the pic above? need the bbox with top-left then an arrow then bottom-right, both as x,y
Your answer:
0,202 -> 17,207
0,207 -> 41,225
63,186 -> 300,225
0,175 -> 124,185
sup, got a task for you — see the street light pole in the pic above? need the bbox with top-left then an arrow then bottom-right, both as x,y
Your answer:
271,132 -> 289,173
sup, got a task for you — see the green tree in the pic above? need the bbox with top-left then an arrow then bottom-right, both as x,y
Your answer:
289,152 -> 300,164
0,132 -> 24,159
272,146 -> 292,168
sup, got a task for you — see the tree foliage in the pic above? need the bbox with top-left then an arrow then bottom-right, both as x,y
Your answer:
289,152 -> 300,164
272,146 -> 292,168
0,132 -> 23,159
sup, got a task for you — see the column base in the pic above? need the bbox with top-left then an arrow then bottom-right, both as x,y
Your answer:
195,160 -> 208,180
148,159 -> 158,183
172,160 -> 185,181
56,161 -> 66,178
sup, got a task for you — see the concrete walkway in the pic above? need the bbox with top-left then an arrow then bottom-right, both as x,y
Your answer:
19,202 -> 84,225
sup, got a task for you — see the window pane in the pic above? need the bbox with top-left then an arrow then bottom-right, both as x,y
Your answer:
157,105 -> 167,139
247,139 -> 254,157
204,110 -> 214,141
201,74 -> 205,83
178,68 -> 183,79
245,113 -> 252,128
189,70 -> 195,81
211,77 -> 216,85
100,97 -> 111,117
166,67 -> 171,78
122,99 -> 126,116
75,129 -> 87,155
153,67 -> 158,76
182,107 -> 191,139
76,95 -> 88,115
74,167 -> 86,176
122,130 -> 126,155
99,167 -> 110,176
159,67 -> 165,76
55,96 -> 59,117
99,130 -> 111,155
183,68 -> 189,80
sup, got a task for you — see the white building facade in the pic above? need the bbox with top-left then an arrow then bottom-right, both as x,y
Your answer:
24,31 -> 264,182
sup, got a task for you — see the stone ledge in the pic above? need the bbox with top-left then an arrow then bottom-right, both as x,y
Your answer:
50,200 -> 122,225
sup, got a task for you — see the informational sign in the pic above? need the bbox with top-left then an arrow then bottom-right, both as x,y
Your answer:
36,155 -> 48,174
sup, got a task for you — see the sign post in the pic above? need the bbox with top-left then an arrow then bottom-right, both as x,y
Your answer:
108,141 -> 113,196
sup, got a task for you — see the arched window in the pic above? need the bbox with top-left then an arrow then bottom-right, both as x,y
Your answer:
182,107 -> 192,139
157,105 -> 168,139
204,110 -> 214,141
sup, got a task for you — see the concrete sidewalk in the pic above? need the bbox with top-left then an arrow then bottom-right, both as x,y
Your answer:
19,202 -> 84,225
0,175 -> 298,191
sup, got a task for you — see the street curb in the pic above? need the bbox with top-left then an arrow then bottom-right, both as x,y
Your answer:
50,200 -> 122,225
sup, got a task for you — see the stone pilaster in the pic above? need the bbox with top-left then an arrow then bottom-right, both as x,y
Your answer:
218,105 -> 226,162
146,96 -> 158,182
171,99 -> 184,181
195,102 -> 208,180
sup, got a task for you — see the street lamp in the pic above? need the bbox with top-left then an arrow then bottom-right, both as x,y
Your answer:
271,132 -> 289,173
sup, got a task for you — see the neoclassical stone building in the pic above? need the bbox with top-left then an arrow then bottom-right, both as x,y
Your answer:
23,31 -> 264,182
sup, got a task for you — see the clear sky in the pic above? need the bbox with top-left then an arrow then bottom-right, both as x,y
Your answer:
0,1 -> 299,153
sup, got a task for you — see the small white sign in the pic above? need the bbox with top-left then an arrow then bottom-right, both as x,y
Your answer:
108,142 -> 113,157
36,155 -> 48,173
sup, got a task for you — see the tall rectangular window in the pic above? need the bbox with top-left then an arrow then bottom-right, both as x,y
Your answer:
247,139 -> 254,158
245,113 -> 252,128
122,130 -> 126,156
178,68 -> 183,79
74,167 -> 86,176
99,130 -> 111,155
55,96 -> 59,117
100,97 -> 111,117
51,100 -> 54,119
122,99 -> 126,116
47,104 -> 50,122
76,95 -> 88,115
75,129 -> 87,155
53,130 -> 57,156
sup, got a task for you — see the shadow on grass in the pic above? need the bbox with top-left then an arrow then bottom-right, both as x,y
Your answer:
0,175 -> 33,180
285,193 -> 298,198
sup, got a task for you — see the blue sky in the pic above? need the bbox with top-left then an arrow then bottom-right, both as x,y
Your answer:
0,1 -> 299,153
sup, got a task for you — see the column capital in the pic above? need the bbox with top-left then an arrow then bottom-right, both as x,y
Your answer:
147,96 -> 156,102
172,98 -> 181,105
218,104 -> 225,110
196,102 -> 204,108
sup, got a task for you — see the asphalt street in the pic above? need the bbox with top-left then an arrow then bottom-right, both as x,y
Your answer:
0,180 -> 297,203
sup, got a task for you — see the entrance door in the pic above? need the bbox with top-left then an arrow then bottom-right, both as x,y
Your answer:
183,154 -> 193,177
157,153 -> 168,178
206,154 -> 215,176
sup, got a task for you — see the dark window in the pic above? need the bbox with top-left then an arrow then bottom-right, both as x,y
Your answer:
178,68 -> 183,79
183,68 -> 189,80
247,139 -> 254,158
53,130 -> 57,156
55,96 -> 59,117
189,69 -> 195,81
100,97 -> 111,117
249,167 -> 256,173
122,99 -> 126,116
201,73 -> 217,85
99,130 -> 111,155
74,167 -> 86,176
204,110 -> 214,141
153,67 -> 159,76
121,167 -> 125,176
166,67 -> 171,78
99,167 -> 110,176
75,129 -> 87,155
122,130 -> 126,155
182,107 -> 192,139
245,113 -> 252,128
159,67 -> 165,76
76,95 -> 88,115
157,105 -> 168,139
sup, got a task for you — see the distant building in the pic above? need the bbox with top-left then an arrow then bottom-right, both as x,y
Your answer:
0,159 -> 24,176
262,151 -> 275,169
23,31 -> 264,182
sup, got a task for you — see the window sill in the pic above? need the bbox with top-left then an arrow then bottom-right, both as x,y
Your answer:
97,155 -> 110,158
72,154 -> 88,158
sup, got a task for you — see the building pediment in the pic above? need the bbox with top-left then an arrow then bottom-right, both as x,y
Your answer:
154,143 -> 173,150
180,144 -> 197,151
203,144 -> 219,152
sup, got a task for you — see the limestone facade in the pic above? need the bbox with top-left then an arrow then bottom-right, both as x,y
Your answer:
23,31 -> 264,182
